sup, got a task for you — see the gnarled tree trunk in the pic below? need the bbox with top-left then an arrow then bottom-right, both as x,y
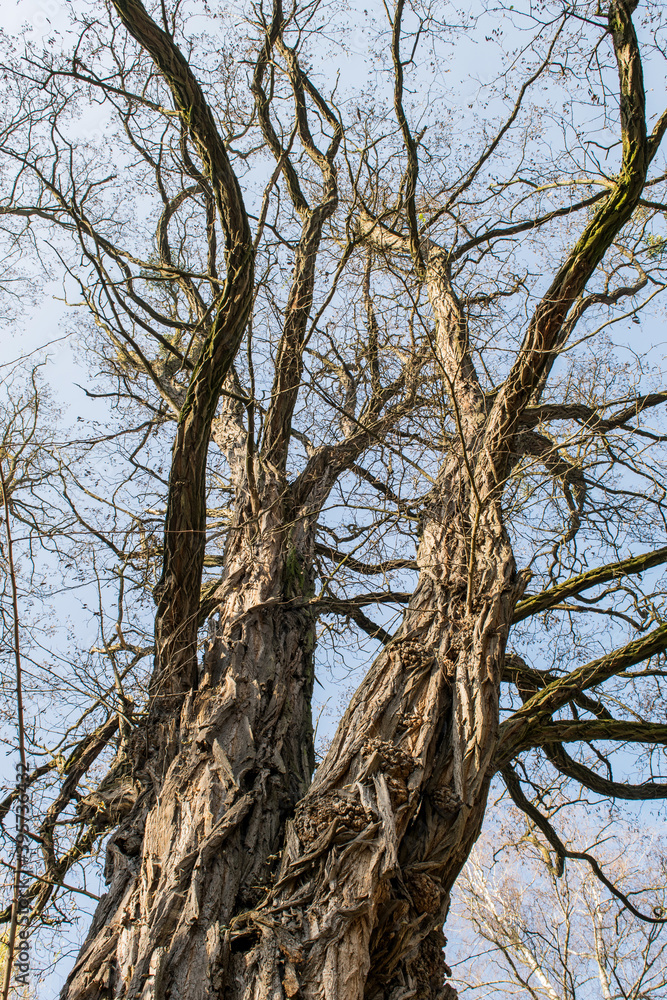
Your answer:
57,3 -> 664,999
232,467 -> 520,1000
64,483 -> 319,998
64,453 -> 520,1000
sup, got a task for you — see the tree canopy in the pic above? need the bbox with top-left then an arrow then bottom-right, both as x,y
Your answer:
1,1 -> 667,997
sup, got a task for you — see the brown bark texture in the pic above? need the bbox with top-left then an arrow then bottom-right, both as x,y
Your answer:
5,0 -> 661,998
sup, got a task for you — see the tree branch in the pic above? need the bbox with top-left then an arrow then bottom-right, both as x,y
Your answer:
497,622 -> 667,762
484,0 -> 667,474
502,763 -> 667,923
515,543 -> 667,622
108,0 -> 255,697
314,542 -> 417,576
542,738 -> 667,800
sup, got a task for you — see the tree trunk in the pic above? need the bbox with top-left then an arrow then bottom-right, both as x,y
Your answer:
232,474 -> 518,1000
63,455 -> 521,1000
63,491 -> 318,999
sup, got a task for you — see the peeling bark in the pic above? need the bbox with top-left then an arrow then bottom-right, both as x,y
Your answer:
64,485 -> 318,999
63,450 -> 522,1000
226,466 -> 520,1000
55,3 -> 667,1000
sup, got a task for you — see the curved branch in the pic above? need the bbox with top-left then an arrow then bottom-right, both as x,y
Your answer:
519,389 -> 667,433
325,604 -> 393,646
485,0 -> 667,471
497,622 -> 667,762
543,739 -> 667,800
515,718 -> 667,752
110,0 -> 250,249
503,653 -> 613,720
108,0 -> 255,696
501,763 -> 667,923
314,542 -> 417,576
515,543 -> 667,622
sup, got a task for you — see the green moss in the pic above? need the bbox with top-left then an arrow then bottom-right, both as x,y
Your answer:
282,542 -> 315,602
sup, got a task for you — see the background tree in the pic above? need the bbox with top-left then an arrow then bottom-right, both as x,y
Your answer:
453,813 -> 667,1000
0,1 -> 667,998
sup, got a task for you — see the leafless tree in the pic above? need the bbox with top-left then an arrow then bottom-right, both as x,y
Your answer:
453,814 -> 667,999
1,1 -> 667,998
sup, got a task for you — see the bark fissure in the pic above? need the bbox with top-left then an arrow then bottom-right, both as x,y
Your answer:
64,500 -> 319,998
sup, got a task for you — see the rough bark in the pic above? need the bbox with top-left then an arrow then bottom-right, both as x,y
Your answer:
57,4 -> 667,1000
224,455 -> 520,1000
107,0 -> 256,711
63,440 -> 518,1000
63,484 -> 318,998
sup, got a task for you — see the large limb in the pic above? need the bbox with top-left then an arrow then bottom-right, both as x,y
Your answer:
541,737 -> 667,800
391,0 -> 423,266
256,11 -> 342,472
109,0 -> 255,699
364,1 -> 486,433
501,763 -> 667,922
359,208 -> 485,440
519,389 -> 667,435
235,464 -> 519,1000
59,4 -> 260,996
515,542 -> 667,621
496,622 -> 667,766
484,1 -> 667,475
500,661 -> 667,757
109,0 -> 249,243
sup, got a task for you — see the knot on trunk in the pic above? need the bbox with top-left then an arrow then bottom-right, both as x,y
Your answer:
429,788 -> 463,817
390,640 -> 435,673
363,738 -> 414,806
405,872 -> 442,915
76,756 -> 140,824
363,738 -> 413,779
404,928 -> 456,1000
368,925 -> 456,1000
295,789 -> 369,842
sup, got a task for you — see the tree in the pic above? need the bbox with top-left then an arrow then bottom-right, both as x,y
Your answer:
453,815 -> 667,999
1,0 -> 667,997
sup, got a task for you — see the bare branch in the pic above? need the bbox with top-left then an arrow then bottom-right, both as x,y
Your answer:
515,543 -> 667,622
